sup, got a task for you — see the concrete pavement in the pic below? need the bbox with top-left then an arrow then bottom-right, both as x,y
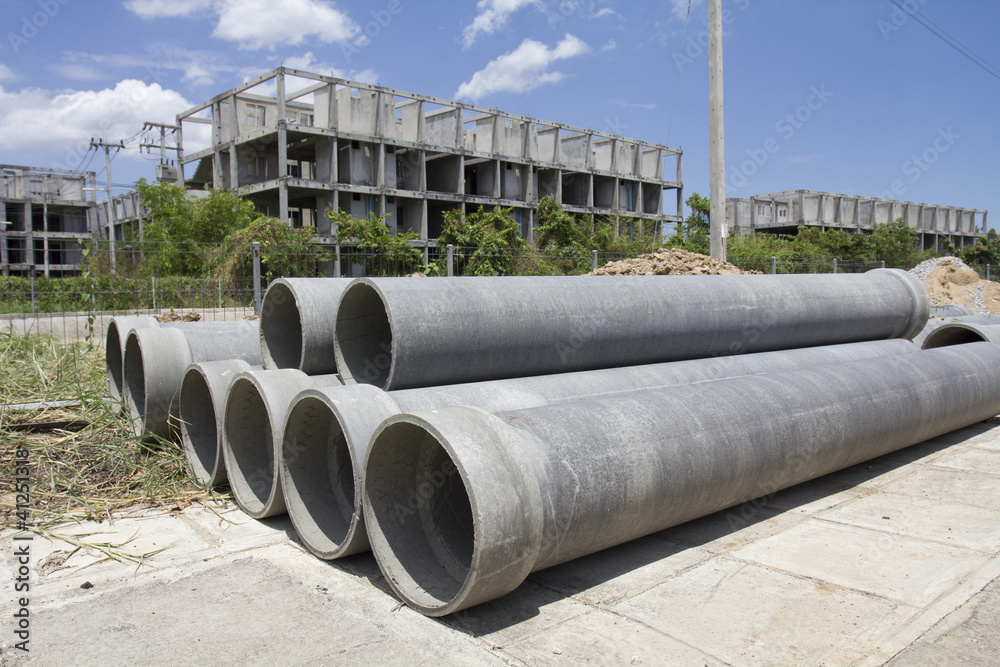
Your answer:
3,420 -> 1000,665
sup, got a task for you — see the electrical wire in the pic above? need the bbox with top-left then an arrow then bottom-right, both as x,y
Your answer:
889,0 -> 1000,82
666,0 -> 693,145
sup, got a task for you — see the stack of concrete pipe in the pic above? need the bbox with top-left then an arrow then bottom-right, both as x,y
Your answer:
103,269 -> 1000,615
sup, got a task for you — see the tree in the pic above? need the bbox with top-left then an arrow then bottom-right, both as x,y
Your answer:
327,209 -> 423,276
216,216 -> 327,285
870,218 -> 921,267
666,192 -> 710,254
436,206 -> 528,275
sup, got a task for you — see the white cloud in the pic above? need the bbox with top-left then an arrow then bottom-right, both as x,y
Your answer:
124,0 -> 215,19
0,80 -> 192,151
455,34 -> 590,101
0,65 -> 15,81
599,39 -> 616,52
593,8 -> 616,19
213,0 -> 358,50
48,63 -> 106,81
463,0 -> 538,48
58,45 -> 241,87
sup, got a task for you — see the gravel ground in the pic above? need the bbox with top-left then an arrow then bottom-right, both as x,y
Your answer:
909,256 -> 974,282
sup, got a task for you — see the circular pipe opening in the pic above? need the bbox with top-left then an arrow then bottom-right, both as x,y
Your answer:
922,327 -> 987,349
122,333 -> 147,434
282,397 -> 356,555
260,282 -> 303,370
366,421 -> 474,609
106,321 -> 124,400
180,368 -> 218,484
335,282 -> 393,388
224,377 -> 274,511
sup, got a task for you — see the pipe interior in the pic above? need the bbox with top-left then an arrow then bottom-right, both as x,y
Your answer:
122,335 -> 147,431
180,369 -> 218,482
282,398 -> 355,549
261,282 -> 303,370
336,283 -> 393,387
923,328 -> 987,349
225,378 -> 274,507
105,322 -> 124,399
367,422 -> 474,608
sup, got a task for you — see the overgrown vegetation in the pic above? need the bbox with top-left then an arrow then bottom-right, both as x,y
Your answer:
0,334 -> 213,533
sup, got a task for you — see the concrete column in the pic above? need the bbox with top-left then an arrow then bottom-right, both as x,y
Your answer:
279,181 -> 289,224
675,152 -> 683,220
42,202 -> 49,277
24,201 -> 32,271
229,146 -> 239,190
0,200 -> 7,275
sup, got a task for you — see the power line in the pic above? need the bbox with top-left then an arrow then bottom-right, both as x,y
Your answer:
889,0 -> 1000,82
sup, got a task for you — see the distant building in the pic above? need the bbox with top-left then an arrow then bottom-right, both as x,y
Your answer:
0,165 -> 97,276
727,189 -> 985,251
175,66 -> 683,242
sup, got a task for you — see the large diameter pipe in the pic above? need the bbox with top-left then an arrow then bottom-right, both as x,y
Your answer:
259,278 -> 352,374
363,343 -> 1000,615
922,320 -> 1000,348
122,322 -> 263,439
912,315 -> 994,347
333,270 -> 929,390
282,339 -> 918,560
179,359 -> 256,487
106,317 -> 257,402
106,315 -> 160,402
222,369 -> 342,519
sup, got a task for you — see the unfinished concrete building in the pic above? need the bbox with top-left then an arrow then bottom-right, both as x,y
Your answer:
0,165 -> 96,276
175,67 -> 683,242
728,190 -> 986,251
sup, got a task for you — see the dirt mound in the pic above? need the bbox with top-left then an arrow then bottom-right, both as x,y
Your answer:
156,311 -> 202,322
589,248 -> 748,276
909,257 -> 1000,315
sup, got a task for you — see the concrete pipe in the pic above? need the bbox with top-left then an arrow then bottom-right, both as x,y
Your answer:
333,270 -> 929,390
912,315 -> 994,347
363,343 -> 1000,615
179,359 -> 256,487
282,339 -> 918,560
930,304 -> 975,317
922,320 -> 1000,348
222,369 -> 342,519
122,322 -> 263,439
105,315 -> 160,402
259,278 -> 352,374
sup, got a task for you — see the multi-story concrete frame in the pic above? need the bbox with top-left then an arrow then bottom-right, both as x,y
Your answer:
176,67 -> 683,242
0,165 -> 97,276
728,189 -> 985,251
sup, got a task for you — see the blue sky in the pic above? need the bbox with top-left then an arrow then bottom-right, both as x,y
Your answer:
1,0 -> 998,229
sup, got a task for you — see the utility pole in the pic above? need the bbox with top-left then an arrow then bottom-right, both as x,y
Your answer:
139,121 -> 181,172
90,138 -> 124,273
709,0 -> 727,260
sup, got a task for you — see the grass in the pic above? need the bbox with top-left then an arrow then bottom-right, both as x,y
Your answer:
0,332 -> 224,533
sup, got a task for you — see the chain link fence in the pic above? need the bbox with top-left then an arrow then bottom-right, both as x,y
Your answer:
0,240 -> 942,343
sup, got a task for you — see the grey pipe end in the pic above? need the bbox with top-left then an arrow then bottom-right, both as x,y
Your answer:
922,322 -> 1000,348
281,384 -> 399,559
334,279 -> 394,388
870,268 -> 931,340
180,360 -> 253,487
105,315 -> 159,402
122,327 -> 192,440
363,406 -> 544,616
260,279 -> 306,371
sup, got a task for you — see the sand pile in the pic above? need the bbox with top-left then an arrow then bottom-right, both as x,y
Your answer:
909,256 -> 1000,315
590,248 -> 748,276
156,311 -> 202,322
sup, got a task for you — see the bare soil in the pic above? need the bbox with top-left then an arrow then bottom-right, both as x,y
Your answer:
589,248 -> 749,276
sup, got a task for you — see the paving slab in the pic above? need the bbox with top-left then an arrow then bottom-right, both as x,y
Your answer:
2,421 -> 1000,665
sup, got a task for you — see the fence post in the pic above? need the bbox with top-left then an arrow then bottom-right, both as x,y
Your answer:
446,244 -> 454,277
151,276 -> 156,311
218,276 -> 222,309
592,250 -> 598,272
833,258 -> 838,274
30,274 -> 35,314
988,264 -> 991,282
334,244 -> 341,278
771,256 -> 777,275
252,241 -> 262,315
881,260 -> 886,269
